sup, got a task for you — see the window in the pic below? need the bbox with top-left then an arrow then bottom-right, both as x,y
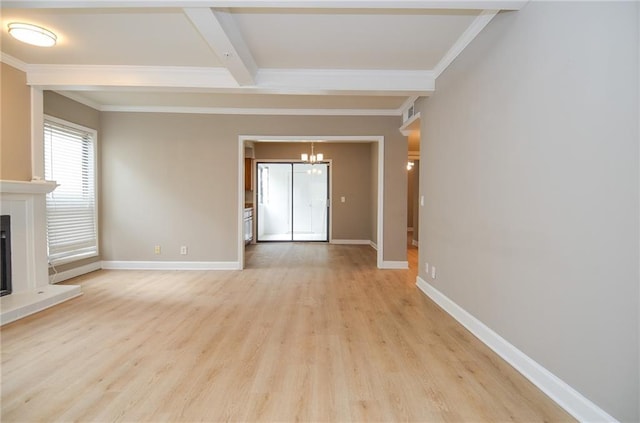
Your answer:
44,116 -> 98,265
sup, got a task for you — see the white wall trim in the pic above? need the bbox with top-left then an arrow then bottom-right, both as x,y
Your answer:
50,261 -> 102,284
433,9 -> 499,79
380,261 -> 408,269
331,239 -> 372,245
415,276 -> 619,423
369,241 -> 378,250
4,1 -> 527,10
411,239 -> 418,247
376,136 -> 384,268
99,105 -> 402,116
101,261 -> 241,270
238,138 -> 246,269
0,52 -> 28,72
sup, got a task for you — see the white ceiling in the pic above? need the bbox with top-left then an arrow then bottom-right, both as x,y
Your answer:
0,1 -> 524,116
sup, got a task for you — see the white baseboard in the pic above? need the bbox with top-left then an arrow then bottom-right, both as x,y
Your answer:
369,241 -> 378,250
101,261 -> 241,270
380,260 -> 408,269
412,239 -> 419,247
331,239 -> 371,245
415,276 -> 617,423
49,261 -> 102,284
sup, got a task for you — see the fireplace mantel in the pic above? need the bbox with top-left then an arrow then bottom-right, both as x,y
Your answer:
0,179 -> 82,325
0,179 -> 58,195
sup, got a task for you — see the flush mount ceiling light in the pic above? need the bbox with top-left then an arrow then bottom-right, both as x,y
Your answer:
301,142 -> 324,164
8,22 -> 57,47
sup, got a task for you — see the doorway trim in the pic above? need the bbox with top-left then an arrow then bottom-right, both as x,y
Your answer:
238,135 -> 384,269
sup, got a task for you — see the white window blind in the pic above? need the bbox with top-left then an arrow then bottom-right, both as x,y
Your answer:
44,117 -> 98,265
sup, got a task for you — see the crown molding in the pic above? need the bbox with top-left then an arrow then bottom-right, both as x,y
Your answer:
433,9 -> 499,79
0,52 -> 29,72
3,1 -> 527,10
99,105 -> 401,116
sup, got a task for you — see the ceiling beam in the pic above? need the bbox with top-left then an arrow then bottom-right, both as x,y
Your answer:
184,8 -> 257,86
25,65 -> 241,90
3,0 -> 527,10
23,64 -> 434,96
98,105 -> 403,116
256,69 -> 434,96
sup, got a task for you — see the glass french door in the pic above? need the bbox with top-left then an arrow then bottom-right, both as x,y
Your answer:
256,162 -> 329,242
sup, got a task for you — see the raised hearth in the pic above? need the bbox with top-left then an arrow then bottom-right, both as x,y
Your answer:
0,180 -> 82,325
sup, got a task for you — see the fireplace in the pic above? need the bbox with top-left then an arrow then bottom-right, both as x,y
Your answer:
0,180 -> 82,325
1,215 -> 11,297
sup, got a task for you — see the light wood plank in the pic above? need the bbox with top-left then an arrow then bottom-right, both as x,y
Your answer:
1,243 -> 574,422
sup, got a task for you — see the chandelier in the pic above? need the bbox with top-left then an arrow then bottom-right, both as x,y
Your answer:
301,143 -> 324,163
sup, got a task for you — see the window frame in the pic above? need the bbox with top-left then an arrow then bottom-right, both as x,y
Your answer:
43,114 -> 99,266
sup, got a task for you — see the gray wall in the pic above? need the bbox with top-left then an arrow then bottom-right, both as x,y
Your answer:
100,113 -> 407,262
418,2 -> 638,421
44,91 -> 100,131
254,142 -> 373,241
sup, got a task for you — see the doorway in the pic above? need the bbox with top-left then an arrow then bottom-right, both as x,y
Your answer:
237,135 -> 384,270
256,162 -> 329,242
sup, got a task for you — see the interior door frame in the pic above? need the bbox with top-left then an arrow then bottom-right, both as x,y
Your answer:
254,160 -> 331,243
238,135 -> 385,270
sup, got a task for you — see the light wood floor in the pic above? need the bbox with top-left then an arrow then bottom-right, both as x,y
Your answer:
1,243 -> 573,422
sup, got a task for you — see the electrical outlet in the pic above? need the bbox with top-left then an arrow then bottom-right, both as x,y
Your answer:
154,245 -> 161,254
431,266 -> 436,279
425,262 -> 429,273
180,246 -> 188,255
